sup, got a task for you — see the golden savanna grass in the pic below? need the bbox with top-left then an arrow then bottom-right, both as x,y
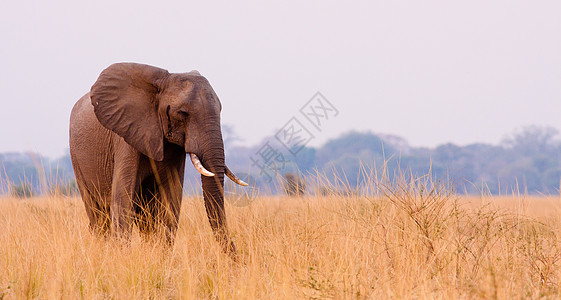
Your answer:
2,177 -> 561,298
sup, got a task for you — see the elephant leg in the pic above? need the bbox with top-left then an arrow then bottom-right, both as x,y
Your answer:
110,145 -> 140,239
80,190 -> 110,237
134,176 -> 159,237
134,171 -> 182,245
160,189 -> 182,245
156,171 -> 183,245
73,165 -> 111,237
140,164 -> 184,245
87,196 -> 111,236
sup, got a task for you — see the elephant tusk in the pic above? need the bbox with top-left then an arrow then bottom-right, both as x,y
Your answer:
225,166 -> 249,186
190,153 -> 215,177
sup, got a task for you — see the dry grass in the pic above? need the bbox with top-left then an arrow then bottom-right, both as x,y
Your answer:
2,179 -> 561,298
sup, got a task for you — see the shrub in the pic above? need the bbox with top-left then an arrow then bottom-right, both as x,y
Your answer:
11,183 -> 33,198
49,180 -> 79,197
283,172 -> 306,196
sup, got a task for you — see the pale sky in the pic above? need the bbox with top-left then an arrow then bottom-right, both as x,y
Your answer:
1,1 -> 560,158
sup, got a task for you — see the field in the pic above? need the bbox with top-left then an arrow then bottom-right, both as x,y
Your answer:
2,179 -> 561,299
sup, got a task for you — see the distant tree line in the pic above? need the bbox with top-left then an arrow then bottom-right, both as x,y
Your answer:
225,125 -> 561,195
1,125 -> 560,196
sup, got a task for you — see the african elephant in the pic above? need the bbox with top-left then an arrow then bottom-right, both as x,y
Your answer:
69,63 -> 247,255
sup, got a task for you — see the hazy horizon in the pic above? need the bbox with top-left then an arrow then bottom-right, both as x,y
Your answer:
1,1 -> 560,158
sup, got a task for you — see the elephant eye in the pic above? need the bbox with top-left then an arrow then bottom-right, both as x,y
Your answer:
178,110 -> 189,118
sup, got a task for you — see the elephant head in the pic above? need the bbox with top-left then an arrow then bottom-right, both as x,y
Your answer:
89,62 -> 246,250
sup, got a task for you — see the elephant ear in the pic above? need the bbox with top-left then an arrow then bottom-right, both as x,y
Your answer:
90,63 -> 169,161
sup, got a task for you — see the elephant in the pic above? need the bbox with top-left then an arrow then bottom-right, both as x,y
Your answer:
69,62 -> 247,255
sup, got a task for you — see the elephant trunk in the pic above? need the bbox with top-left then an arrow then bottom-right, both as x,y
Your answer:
199,124 -> 236,255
